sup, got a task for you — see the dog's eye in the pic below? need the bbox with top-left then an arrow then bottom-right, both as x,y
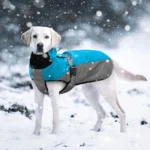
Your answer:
45,35 -> 49,39
33,35 -> 37,38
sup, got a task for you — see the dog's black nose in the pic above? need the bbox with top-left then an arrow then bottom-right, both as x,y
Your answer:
37,43 -> 43,48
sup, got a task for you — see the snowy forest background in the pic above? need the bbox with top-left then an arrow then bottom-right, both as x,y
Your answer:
0,0 -> 150,150
1,0 -> 150,55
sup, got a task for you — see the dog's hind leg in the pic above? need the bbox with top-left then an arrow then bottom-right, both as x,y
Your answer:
92,102 -> 106,132
87,71 -> 126,132
104,87 -> 126,132
82,85 -> 106,132
96,71 -> 126,132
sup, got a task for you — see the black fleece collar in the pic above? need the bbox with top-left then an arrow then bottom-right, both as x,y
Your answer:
30,52 -> 52,69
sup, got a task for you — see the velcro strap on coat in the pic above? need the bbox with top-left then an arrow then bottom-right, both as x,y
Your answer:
58,55 -> 77,94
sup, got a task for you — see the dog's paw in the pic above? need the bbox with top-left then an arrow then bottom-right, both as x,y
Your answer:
90,128 -> 101,132
120,128 -> 127,133
52,130 -> 58,134
33,130 -> 41,136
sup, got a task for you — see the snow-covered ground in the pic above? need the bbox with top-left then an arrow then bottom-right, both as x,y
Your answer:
0,18 -> 150,150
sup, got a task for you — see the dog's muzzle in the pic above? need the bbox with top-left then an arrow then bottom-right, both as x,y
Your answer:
37,42 -> 43,52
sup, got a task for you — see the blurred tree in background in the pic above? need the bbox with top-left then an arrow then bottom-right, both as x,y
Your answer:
0,0 -> 150,61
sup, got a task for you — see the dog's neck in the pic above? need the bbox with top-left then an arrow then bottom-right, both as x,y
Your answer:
30,48 -> 57,69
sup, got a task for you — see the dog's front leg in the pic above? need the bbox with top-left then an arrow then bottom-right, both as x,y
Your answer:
47,82 -> 65,134
32,81 -> 44,135
49,91 -> 60,134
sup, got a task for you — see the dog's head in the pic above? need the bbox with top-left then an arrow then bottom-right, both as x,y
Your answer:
21,26 -> 61,54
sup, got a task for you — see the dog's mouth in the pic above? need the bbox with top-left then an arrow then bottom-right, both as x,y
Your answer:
34,49 -> 44,55
33,50 -> 49,59
37,48 -> 43,53
35,52 -> 44,55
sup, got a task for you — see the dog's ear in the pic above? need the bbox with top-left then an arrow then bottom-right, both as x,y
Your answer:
21,27 -> 33,47
50,28 -> 61,48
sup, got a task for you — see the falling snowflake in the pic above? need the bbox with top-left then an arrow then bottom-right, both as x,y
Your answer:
35,0 -> 40,3
9,55 -> 12,58
124,11 -> 129,16
125,25 -> 131,31
33,0 -> 45,8
132,1 -> 137,6
96,10 -> 102,17
107,19 -> 110,23
74,25 -> 77,29
26,22 -> 33,27
43,54 -> 48,58
139,0 -> 143,4
37,11 -> 40,15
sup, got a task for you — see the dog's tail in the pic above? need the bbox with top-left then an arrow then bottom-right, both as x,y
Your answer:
113,60 -> 147,82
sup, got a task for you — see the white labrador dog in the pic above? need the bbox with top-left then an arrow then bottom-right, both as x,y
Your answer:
21,26 -> 147,135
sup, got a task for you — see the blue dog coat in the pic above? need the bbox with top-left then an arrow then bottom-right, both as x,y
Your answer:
29,48 -> 113,94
